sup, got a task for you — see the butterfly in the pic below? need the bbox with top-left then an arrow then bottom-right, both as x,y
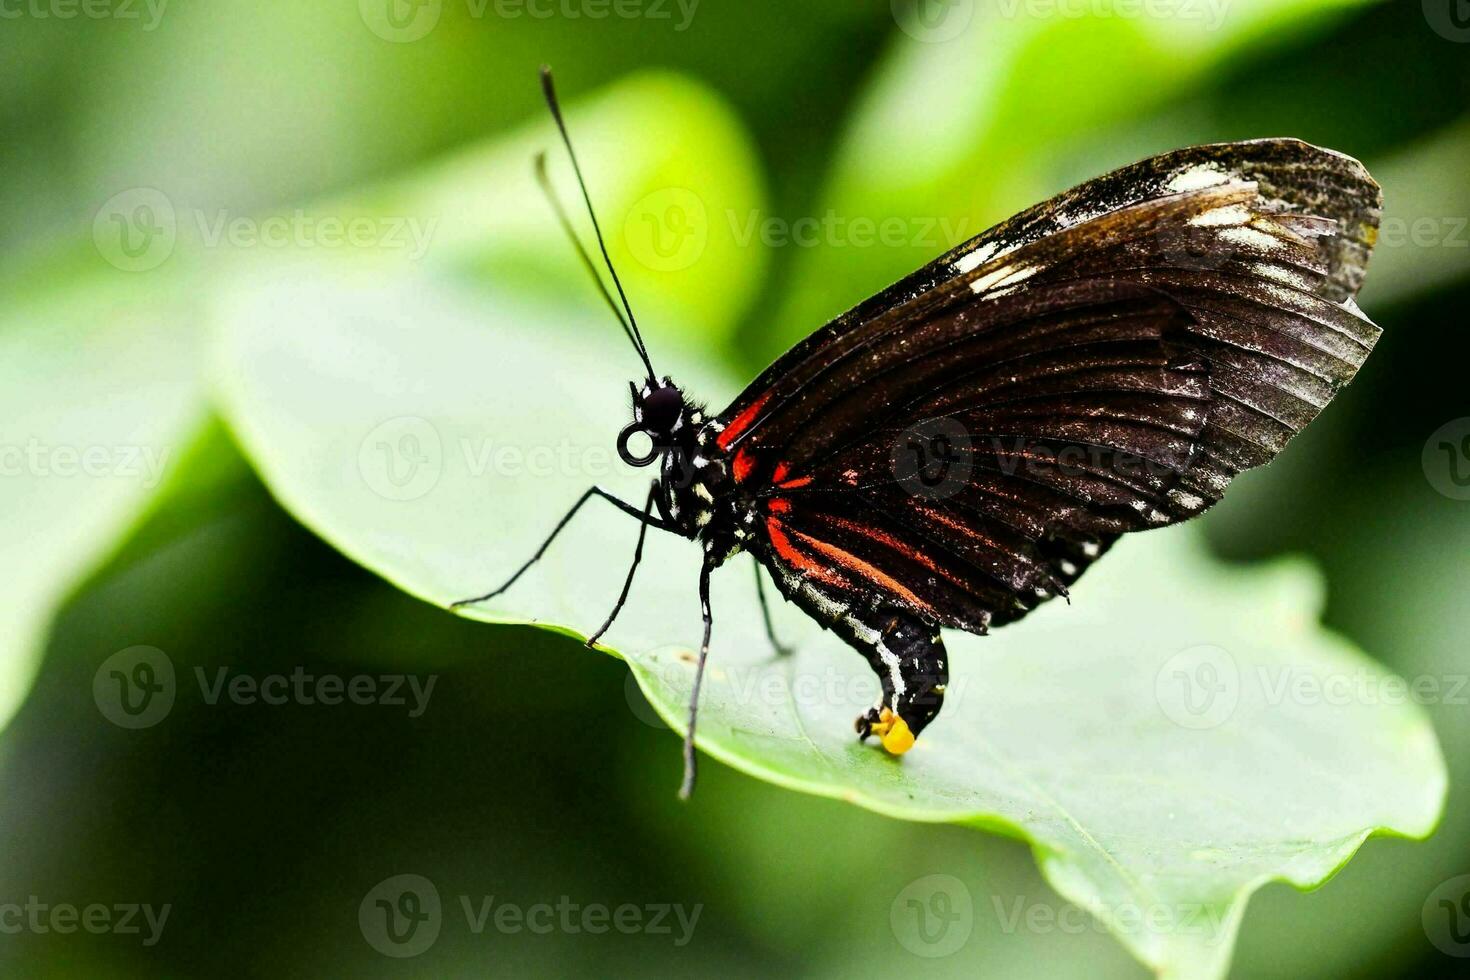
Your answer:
455,68 -> 1382,797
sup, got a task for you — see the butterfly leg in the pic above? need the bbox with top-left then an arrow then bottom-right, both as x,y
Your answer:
451,484 -> 673,608
584,484 -> 659,649
679,557 -> 716,800
838,609 -> 948,755
751,559 -> 793,658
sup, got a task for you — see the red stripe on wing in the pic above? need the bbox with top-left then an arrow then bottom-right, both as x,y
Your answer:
732,446 -> 756,483
787,527 -> 935,615
767,518 -> 848,587
716,392 -> 770,451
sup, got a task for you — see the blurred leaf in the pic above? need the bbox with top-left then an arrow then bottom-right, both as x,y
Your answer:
211,263 -> 1443,980
0,268 -> 207,734
1360,116 -> 1470,306
355,72 -> 766,349
209,70 -> 767,360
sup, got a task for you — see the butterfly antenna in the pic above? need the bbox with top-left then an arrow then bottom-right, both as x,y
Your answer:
533,153 -> 644,362
539,65 -> 656,381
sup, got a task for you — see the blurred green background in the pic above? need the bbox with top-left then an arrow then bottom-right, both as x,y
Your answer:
2,0 -> 1469,977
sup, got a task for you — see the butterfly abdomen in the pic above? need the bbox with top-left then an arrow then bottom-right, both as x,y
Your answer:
838,608 -> 949,753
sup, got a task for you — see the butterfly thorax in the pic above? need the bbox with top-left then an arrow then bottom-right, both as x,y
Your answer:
635,390 -> 756,568
656,422 -> 749,562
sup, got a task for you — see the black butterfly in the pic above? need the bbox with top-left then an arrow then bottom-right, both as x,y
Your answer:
456,68 -> 1382,797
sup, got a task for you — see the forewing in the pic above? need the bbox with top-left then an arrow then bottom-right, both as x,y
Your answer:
725,140 -> 1381,632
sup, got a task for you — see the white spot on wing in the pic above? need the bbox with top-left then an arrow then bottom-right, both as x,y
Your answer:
1167,164 -> 1231,193
953,241 -> 998,275
1220,226 -> 1282,252
1189,204 -> 1252,228
1253,262 -> 1313,289
971,263 -> 1041,295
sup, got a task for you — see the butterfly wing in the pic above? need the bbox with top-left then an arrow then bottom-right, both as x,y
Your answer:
719,139 -> 1381,633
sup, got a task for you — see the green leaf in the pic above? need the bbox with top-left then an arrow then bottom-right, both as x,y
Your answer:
0,266 -> 208,734
211,264 -> 1444,980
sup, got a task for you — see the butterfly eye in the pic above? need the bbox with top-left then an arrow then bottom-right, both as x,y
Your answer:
639,385 -> 683,433
617,421 -> 659,467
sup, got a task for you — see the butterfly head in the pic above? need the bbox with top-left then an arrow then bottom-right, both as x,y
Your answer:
618,379 -> 689,467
